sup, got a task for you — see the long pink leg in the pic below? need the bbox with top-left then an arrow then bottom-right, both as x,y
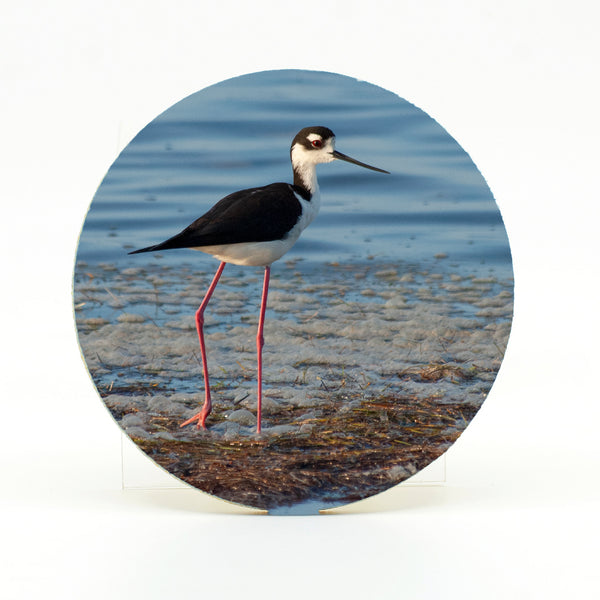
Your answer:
256,266 -> 270,434
180,261 -> 226,430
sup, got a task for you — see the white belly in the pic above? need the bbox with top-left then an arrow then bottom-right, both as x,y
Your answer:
194,238 -> 298,266
195,189 -> 320,267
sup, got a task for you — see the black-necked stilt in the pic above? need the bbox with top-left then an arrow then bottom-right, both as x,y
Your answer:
130,126 -> 389,433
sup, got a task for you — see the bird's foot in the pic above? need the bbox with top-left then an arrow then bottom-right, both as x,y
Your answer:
180,411 -> 208,430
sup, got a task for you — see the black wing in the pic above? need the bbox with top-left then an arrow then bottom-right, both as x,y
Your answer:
129,183 -> 306,254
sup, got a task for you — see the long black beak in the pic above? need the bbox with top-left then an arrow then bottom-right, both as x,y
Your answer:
331,150 -> 390,174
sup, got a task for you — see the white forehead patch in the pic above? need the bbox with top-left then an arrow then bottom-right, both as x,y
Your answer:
305,132 -> 336,150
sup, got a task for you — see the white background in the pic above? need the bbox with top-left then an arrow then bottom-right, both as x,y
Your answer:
1,1 -> 599,598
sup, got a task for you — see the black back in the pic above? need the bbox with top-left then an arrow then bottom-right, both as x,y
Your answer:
130,182 -> 307,254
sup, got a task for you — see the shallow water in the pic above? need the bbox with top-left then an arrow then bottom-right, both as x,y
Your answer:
73,258 -> 512,509
77,70 -> 512,280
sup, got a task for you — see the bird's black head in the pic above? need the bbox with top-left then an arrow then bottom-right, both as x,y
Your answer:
291,126 -> 336,152
290,126 -> 389,175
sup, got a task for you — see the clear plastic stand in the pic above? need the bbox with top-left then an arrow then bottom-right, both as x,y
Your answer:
121,432 -> 446,492
121,433 -> 188,490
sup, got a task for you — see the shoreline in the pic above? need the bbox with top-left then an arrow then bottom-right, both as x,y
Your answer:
74,258 -> 512,509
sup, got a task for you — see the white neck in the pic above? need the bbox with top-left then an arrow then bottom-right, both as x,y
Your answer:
293,162 -> 319,194
291,143 -> 322,194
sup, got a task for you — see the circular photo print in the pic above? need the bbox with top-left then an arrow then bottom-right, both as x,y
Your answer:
74,70 -> 513,514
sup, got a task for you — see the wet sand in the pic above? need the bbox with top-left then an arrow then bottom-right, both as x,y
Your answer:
74,258 -> 512,510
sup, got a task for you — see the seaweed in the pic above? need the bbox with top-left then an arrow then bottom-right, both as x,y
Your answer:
129,391 -> 478,510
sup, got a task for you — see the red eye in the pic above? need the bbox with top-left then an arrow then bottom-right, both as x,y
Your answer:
311,139 -> 323,148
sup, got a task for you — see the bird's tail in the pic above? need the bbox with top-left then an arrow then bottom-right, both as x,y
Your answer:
128,244 -> 161,255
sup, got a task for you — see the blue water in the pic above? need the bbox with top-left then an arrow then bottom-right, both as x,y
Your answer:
77,70 -> 512,279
